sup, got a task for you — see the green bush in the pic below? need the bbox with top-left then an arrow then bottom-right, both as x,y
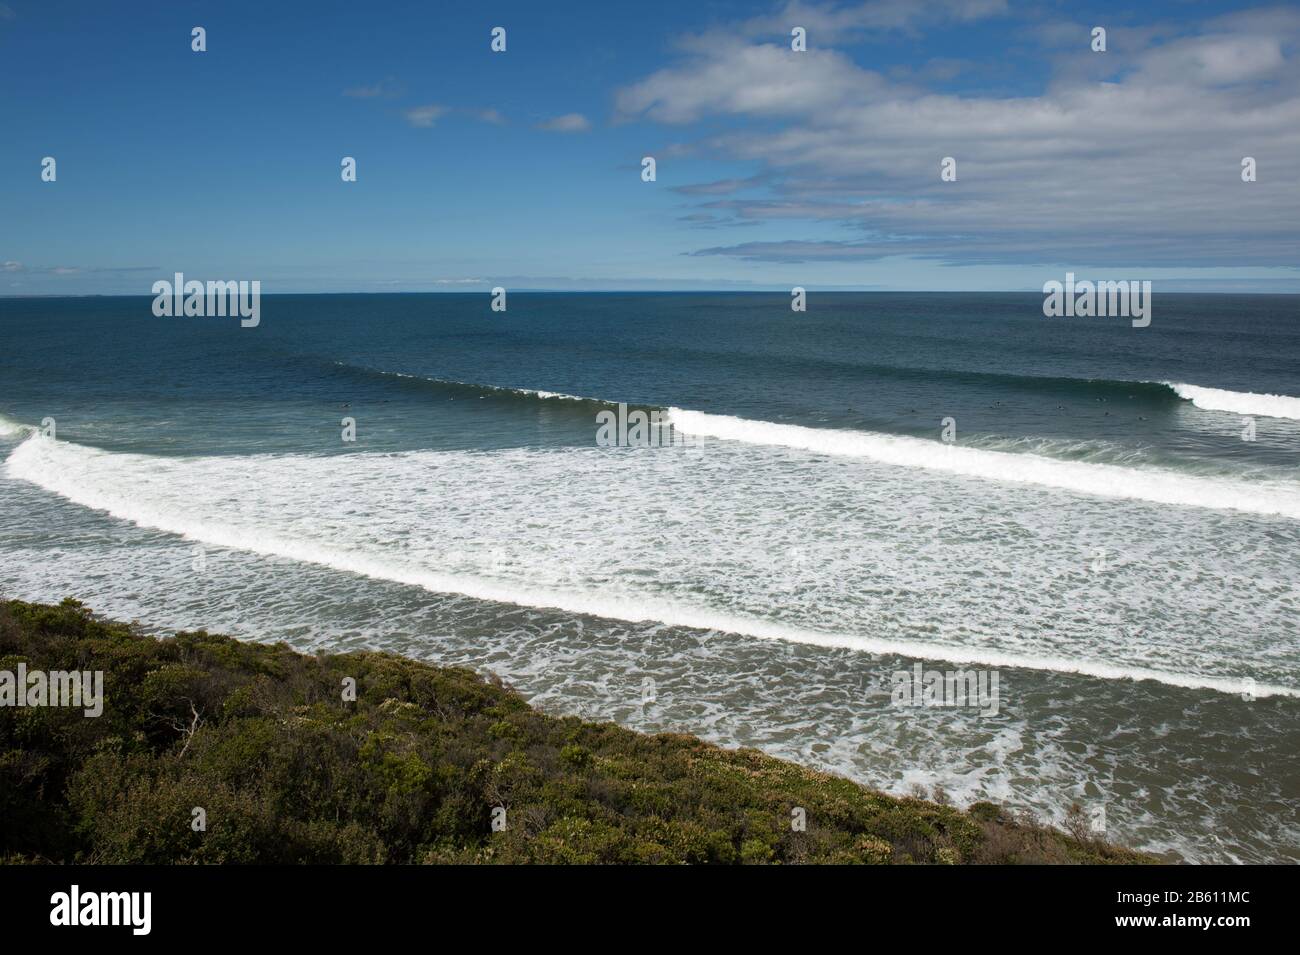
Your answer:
0,599 -> 1152,865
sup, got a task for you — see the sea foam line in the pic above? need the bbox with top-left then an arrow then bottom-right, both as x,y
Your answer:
665,408 -> 1300,519
1164,382 -> 1300,421
5,435 -> 1296,699
336,363 -> 597,403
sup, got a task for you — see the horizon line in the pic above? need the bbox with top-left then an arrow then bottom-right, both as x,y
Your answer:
3,288 -> 1300,299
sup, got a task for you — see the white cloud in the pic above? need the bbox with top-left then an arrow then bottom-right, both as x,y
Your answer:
536,113 -> 592,133
343,77 -> 402,99
672,174 -> 768,196
403,104 -> 449,128
616,7 -> 1300,267
617,40 -> 875,123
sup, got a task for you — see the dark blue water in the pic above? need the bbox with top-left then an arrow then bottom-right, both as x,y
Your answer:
1,293 -> 1297,464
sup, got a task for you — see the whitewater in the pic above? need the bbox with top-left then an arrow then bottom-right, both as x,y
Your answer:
1164,382 -> 1300,420
664,408 -> 1300,519
6,431 -> 1297,698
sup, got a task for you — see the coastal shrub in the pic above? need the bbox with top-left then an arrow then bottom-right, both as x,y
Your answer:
0,599 -> 1152,865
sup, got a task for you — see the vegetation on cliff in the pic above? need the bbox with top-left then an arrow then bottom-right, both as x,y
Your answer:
0,598 -> 1149,864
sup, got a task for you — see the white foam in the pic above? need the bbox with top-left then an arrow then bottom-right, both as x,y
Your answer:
0,414 -> 31,438
6,434 -> 1297,698
343,364 -> 596,403
531,389 -> 591,401
665,408 -> 1300,519
1165,382 -> 1300,420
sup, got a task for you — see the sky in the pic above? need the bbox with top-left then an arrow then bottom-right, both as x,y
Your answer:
2,0 -> 1299,294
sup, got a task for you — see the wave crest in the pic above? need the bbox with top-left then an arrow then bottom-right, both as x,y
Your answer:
1165,382 -> 1300,420
665,408 -> 1300,519
0,414 -> 32,438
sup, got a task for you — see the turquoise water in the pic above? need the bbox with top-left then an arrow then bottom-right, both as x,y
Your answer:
1,292 -> 1297,861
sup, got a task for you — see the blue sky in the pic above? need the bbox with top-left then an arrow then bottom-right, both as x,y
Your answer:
2,0 -> 1298,293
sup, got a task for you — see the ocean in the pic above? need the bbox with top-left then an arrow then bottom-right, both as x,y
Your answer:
1,291 -> 1296,862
